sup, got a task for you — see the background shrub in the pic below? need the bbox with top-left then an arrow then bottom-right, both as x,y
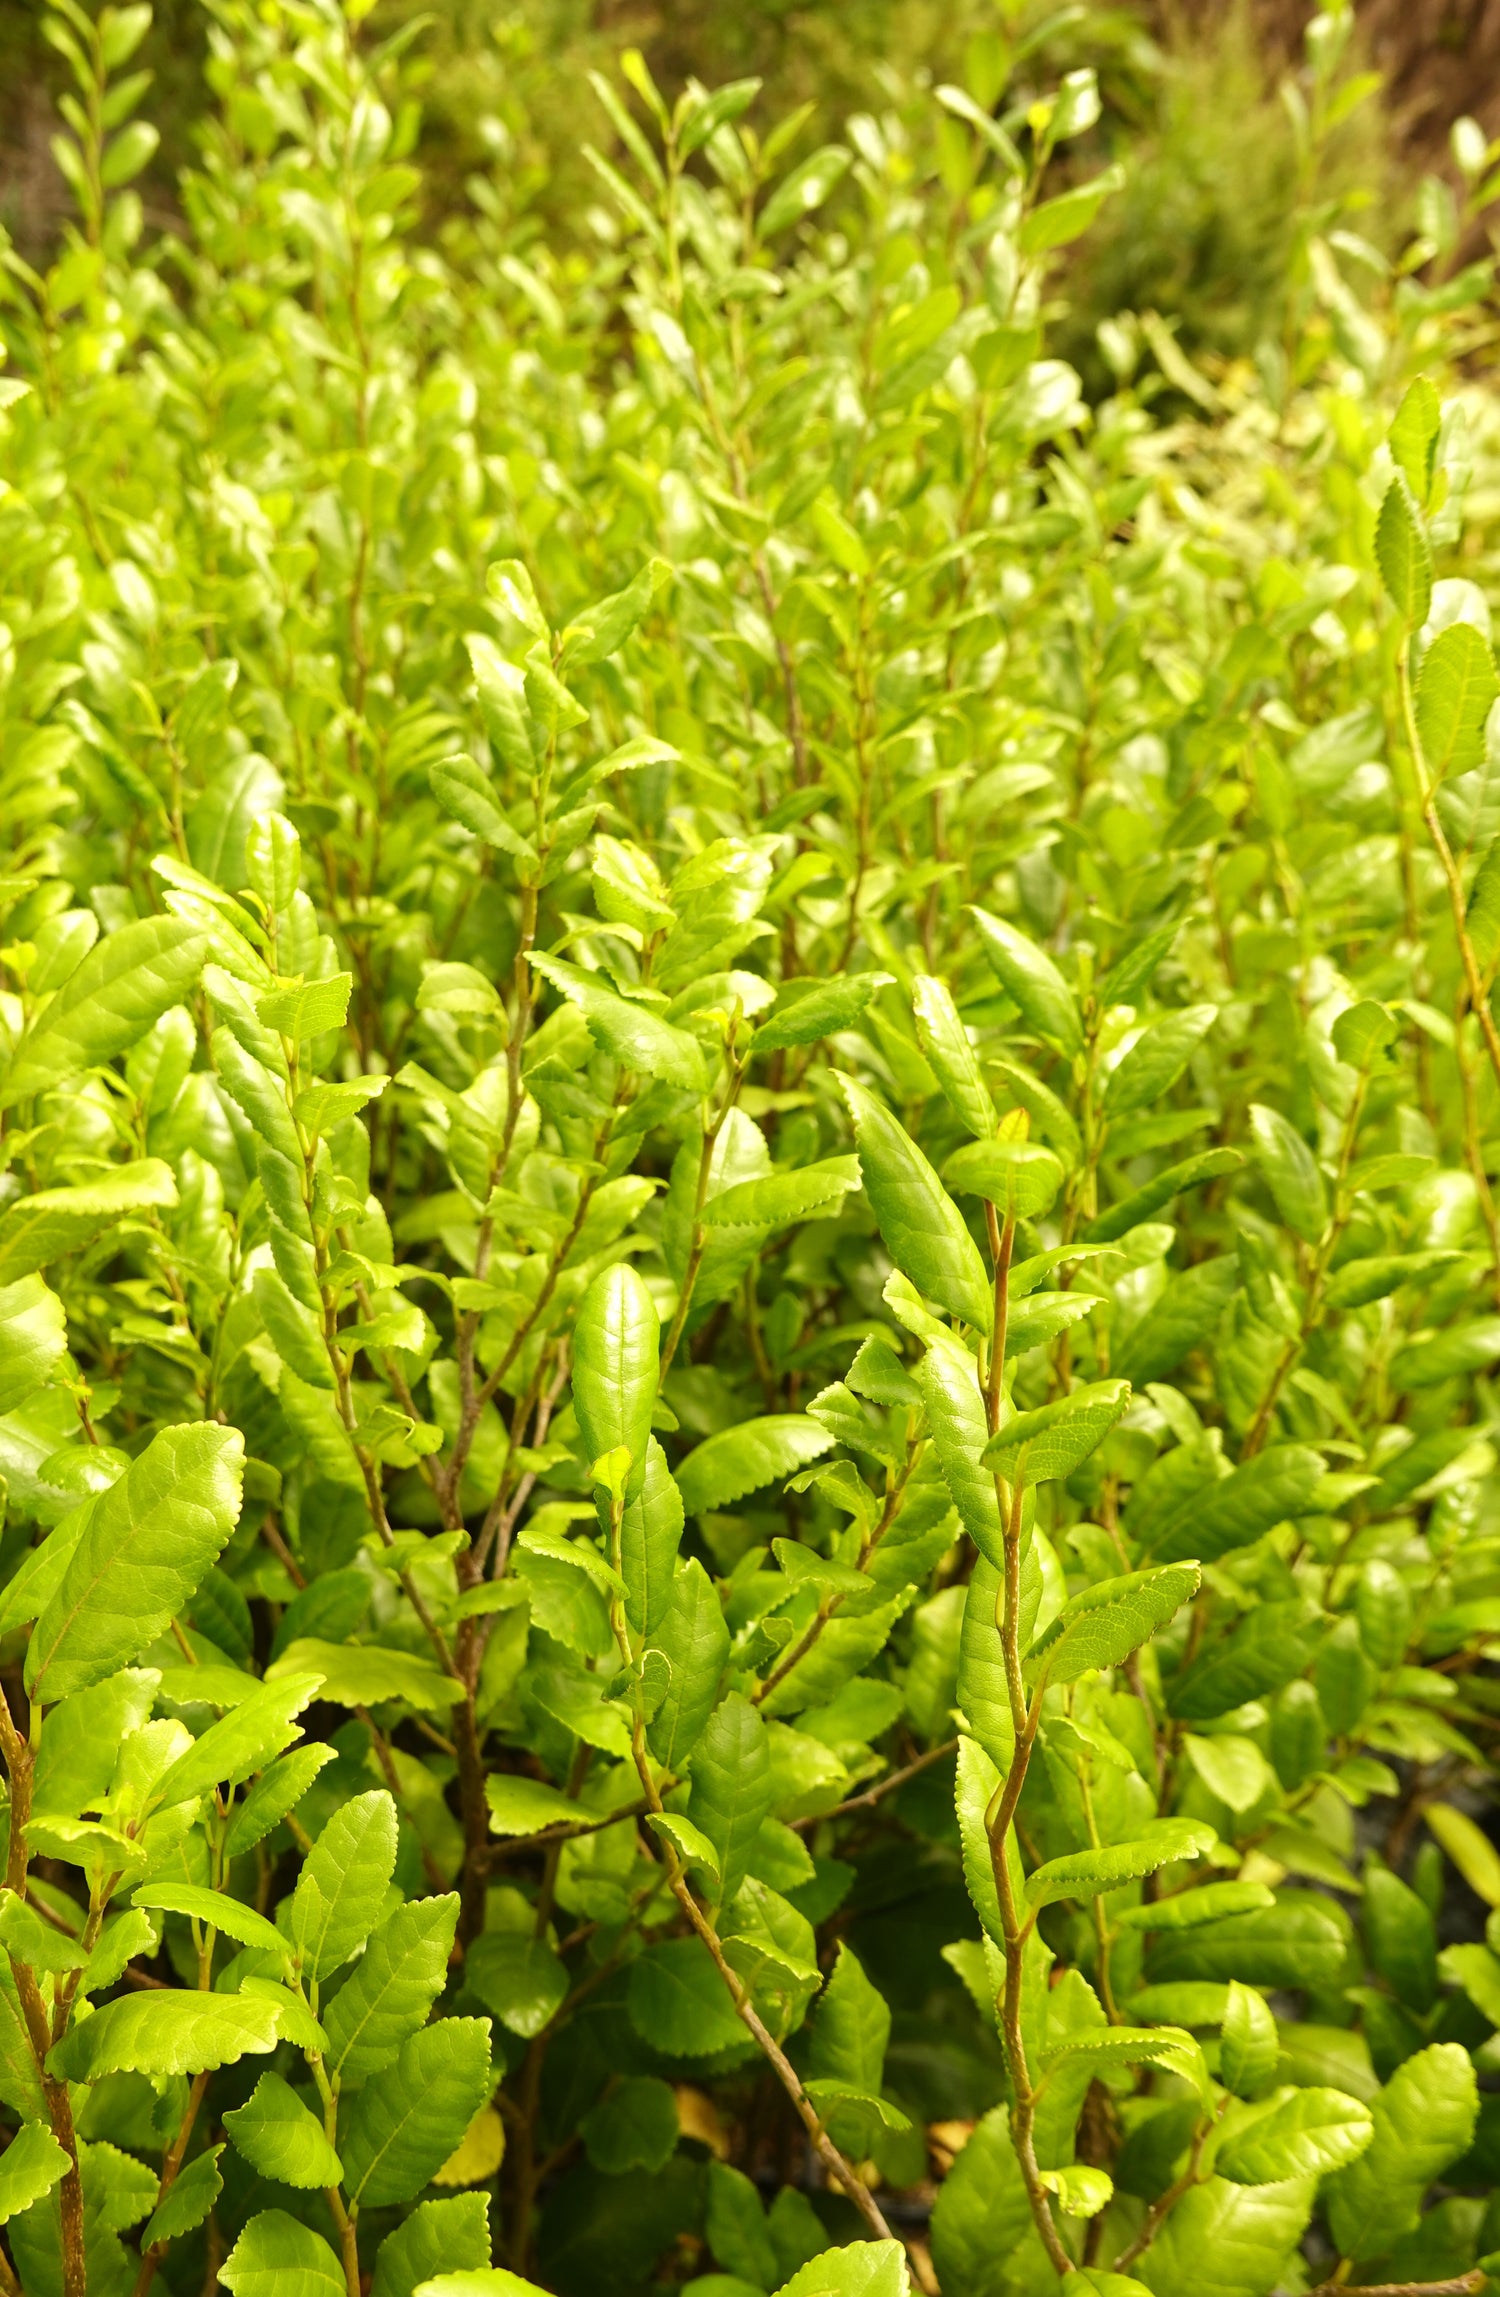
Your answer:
1,4 -> 1500,2296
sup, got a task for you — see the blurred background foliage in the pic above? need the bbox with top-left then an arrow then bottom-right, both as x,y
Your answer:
0,0 -> 1491,370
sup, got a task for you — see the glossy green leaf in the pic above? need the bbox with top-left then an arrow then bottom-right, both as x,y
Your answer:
969,905 -> 1082,1054
573,1261 -> 659,1503
1033,1563 -> 1200,1686
48,1990 -> 282,2081
27,1422 -> 245,1701
1375,474 -> 1432,628
1247,1103 -> 1327,1244
224,2071 -> 343,2187
531,953 -> 707,1088
1025,1821 -> 1213,1909
676,1416 -> 834,1515
323,1895 -> 460,2078
912,974 -> 996,1138
280,1789 -> 400,1980
341,2017 -> 494,2207
1325,2043 -> 1478,2260
1,916 -> 206,1108
372,2197 -> 493,2297
837,1075 -> 993,1331
983,1379 -> 1131,1486
1216,2085 -> 1373,2184
220,2210 -> 347,2297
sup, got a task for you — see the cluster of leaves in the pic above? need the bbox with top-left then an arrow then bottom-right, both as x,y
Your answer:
2,2 -> 1500,2294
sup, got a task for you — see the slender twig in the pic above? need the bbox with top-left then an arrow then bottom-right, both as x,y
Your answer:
790,1739 -> 959,1832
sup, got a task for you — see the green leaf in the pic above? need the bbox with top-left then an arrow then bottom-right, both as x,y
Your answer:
0,2124 -> 69,2225
969,905 -> 1082,1054
701,1158 -> 861,1229
1144,1894 -> 1347,1991
466,1932 -> 568,2038
27,1422 -> 245,1701
373,2195 -> 493,2297
0,1890 -> 85,1975
1219,1979 -> 1280,2100
1390,1314 -> 1500,1387
139,2143 -> 223,2250
0,1277 -> 66,1415
257,972 -> 352,1040
837,1075 -> 993,1332
1033,1564 -> 1200,1687
982,1379 -> 1131,1486
775,2240 -> 910,2296
1216,2086 -> 1373,2184
324,1894 -> 460,2078
1181,1733 -> 1276,1812
1364,1862 -> 1437,2012
0,1159 -> 179,1283
647,1559 -> 732,1769
619,1437 -> 684,1638
430,752 -> 538,864
565,557 -> 673,665
676,1417 -> 835,1515
1018,166 -> 1123,253
1142,1445 -> 1325,1565
281,1789 -> 399,1980
1168,1601 -> 1315,1719
1330,998 -> 1399,1070
224,2071 -> 343,2188
485,1776 -> 587,1838
753,973 -> 888,1054
0,916 -> 206,1108
531,953 -> 707,1089
574,1262 -> 659,1504
958,1562 -> 1014,1767
1024,1821 -> 1213,1910
912,975 -> 996,1138
930,2108 -> 1046,2295
47,1989 -> 282,2081
1062,2276 -> 1152,2297
1124,2178 -> 1316,2297
220,2210 -> 347,2297
578,2076 -> 680,2174
268,1637 -> 465,1712
943,1137 -> 1063,1221
342,2017 -> 494,2207
1375,473 -> 1433,628
627,1937 -> 747,2055
1389,376 -> 1441,499
1103,1006 -> 1217,1118
759,145 -> 852,236
226,1745 -> 335,1856
647,1811 -> 721,1882
1325,2043 -> 1478,2260
688,1692 -> 772,1907
156,1672 -> 324,1808
1416,620 -> 1499,777
414,2276 -> 548,2297
954,1735 -> 1005,1944
132,1883 -> 289,1962
1247,1103 -> 1327,1244
1115,1253 -> 1238,1382
808,1943 -> 889,2095
917,1331 -> 1004,1570
1426,1803 -> 1500,1906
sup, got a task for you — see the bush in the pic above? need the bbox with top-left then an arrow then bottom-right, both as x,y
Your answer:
2,2 -> 1500,2294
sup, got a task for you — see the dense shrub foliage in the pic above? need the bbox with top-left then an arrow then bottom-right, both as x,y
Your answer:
4,2 -> 1500,2294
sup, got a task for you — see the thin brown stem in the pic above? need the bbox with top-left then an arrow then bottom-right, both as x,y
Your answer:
132,2069 -> 212,2297
790,1738 -> 959,1831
